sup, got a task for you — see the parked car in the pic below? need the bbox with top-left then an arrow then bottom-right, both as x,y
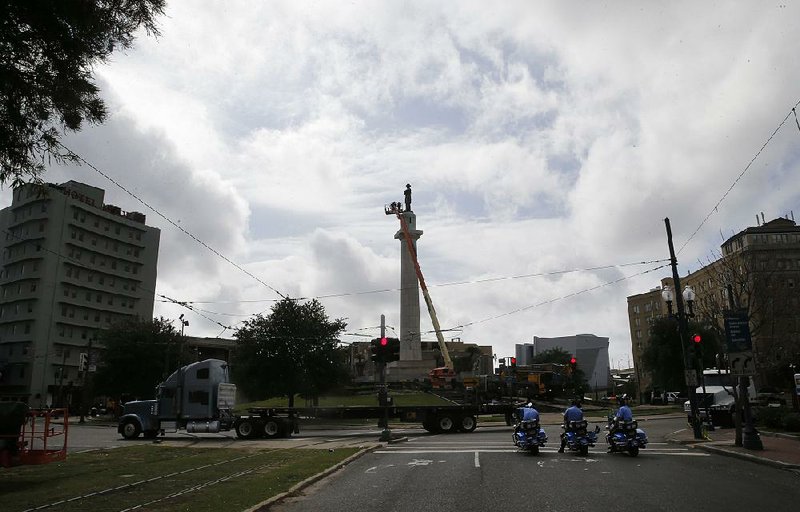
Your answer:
755,387 -> 787,407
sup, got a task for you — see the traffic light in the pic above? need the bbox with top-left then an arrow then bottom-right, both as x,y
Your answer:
510,357 -> 517,367
569,356 -> 577,371
370,338 -> 381,363
387,337 -> 401,363
692,334 -> 702,344
372,337 -> 401,364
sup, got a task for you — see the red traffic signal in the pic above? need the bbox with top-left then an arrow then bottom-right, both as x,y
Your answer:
380,337 -> 388,346
570,357 -> 577,365
692,334 -> 702,344
510,357 -> 517,366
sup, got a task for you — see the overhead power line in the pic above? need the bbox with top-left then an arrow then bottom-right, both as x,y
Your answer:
677,97 -> 800,255
157,258 -> 668,308
55,141 -> 286,299
442,263 -> 670,331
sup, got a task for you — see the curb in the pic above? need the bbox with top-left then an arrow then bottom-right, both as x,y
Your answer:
245,444 -> 380,512
691,443 -> 800,472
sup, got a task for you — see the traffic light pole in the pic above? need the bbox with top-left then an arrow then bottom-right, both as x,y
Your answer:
665,218 -> 704,440
379,315 -> 391,441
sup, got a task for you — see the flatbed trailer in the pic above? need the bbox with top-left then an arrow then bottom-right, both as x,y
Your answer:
233,402 -> 517,439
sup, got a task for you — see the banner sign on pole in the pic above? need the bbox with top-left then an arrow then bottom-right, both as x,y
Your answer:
724,312 -> 752,353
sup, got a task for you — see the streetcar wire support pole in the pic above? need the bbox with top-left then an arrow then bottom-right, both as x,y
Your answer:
664,218 -> 704,440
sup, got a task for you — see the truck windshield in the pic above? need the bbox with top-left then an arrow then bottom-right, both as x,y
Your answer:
703,373 -> 735,387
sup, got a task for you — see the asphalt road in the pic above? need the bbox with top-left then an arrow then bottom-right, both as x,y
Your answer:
272,417 -> 799,512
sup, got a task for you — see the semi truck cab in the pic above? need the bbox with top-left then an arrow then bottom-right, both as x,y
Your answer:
118,359 -> 236,439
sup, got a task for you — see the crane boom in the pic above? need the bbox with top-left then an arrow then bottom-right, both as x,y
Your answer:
395,211 -> 453,371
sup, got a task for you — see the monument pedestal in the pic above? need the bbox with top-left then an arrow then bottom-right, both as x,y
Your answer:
385,360 -> 435,382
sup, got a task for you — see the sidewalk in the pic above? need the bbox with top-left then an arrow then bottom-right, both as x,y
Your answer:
665,426 -> 800,471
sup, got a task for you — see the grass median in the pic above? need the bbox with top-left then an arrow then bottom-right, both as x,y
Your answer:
1,445 -> 359,512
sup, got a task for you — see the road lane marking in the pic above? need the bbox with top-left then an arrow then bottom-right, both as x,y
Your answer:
474,452 -> 480,467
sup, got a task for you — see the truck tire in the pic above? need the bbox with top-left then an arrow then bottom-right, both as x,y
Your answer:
121,419 -> 141,440
235,419 -> 258,439
458,415 -> 477,433
437,415 -> 456,433
263,419 -> 283,439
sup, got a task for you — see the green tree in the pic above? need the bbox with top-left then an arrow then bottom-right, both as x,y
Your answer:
231,298 -> 347,406
92,317 -> 185,400
642,317 -> 721,393
0,0 -> 166,185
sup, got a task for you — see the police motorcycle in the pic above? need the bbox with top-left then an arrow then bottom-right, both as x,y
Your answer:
512,417 -> 548,455
606,415 -> 648,457
561,420 -> 599,456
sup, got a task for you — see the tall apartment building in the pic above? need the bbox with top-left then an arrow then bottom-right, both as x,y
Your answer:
626,284 -> 668,395
628,216 -> 800,393
0,181 -> 160,406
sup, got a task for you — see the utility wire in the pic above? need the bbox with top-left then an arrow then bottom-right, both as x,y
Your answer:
443,263 -> 669,331
55,141 -> 287,299
156,258 -> 668,308
677,97 -> 800,255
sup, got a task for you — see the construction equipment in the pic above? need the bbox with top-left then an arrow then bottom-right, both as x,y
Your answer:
386,202 -> 454,379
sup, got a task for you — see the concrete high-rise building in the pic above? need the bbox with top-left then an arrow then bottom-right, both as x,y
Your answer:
0,181 -> 160,406
516,334 -> 611,392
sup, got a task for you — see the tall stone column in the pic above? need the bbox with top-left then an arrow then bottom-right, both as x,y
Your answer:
394,211 -> 423,361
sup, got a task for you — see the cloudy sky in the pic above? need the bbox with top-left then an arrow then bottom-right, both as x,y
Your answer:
4,1 -> 800,369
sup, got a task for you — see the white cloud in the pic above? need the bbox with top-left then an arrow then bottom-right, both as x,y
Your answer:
5,1 -> 800,369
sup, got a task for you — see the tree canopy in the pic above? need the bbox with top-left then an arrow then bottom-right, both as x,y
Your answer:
0,0 -> 165,185
231,298 -> 348,406
92,317 -> 185,400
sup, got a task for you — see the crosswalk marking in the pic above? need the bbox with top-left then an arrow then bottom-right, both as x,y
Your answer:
375,447 -> 709,457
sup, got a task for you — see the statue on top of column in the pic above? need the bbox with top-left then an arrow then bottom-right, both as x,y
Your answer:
404,184 -> 412,212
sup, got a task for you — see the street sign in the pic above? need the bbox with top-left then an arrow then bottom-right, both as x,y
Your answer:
724,312 -> 753,353
685,369 -> 698,387
729,351 -> 756,376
